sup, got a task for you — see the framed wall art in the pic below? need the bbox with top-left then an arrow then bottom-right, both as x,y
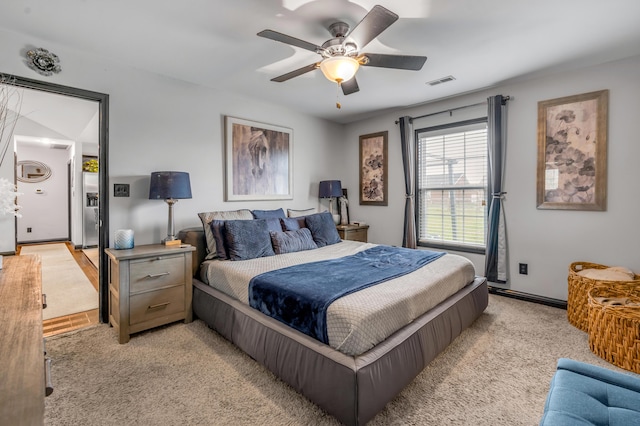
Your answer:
536,90 -> 608,211
224,116 -> 293,201
359,131 -> 388,206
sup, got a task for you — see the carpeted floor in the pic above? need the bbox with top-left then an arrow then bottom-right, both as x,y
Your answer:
43,294 -> 632,425
20,243 -> 98,320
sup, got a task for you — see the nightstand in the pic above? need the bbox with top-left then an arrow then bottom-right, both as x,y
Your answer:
105,244 -> 195,344
337,224 -> 369,243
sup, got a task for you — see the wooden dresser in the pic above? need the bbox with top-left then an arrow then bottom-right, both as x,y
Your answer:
105,244 -> 195,344
0,255 -> 45,425
337,224 -> 369,243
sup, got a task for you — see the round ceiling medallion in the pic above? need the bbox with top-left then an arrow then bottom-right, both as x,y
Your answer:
26,47 -> 62,76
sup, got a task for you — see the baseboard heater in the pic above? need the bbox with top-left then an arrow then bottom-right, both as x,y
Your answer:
488,286 -> 567,309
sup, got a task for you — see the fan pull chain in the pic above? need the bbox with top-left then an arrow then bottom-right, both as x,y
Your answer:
336,82 -> 342,109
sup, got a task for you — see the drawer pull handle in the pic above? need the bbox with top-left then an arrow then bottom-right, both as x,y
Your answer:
148,302 -> 170,310
45,357 -> 54,397
145,272 -> 170,278
42,294 -> 47,309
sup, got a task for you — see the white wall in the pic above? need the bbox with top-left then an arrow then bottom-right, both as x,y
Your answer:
16,144 -> 69,242
344,55 -> 640,301
0,29 -> 345,250
0,146 -> 14,252
0,115 -> 70,252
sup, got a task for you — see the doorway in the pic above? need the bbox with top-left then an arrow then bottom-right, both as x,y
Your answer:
9,75 -> 110,323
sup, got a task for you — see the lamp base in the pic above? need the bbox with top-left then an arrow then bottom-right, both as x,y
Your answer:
164,239 -> 182,247
332,214 -> 340,225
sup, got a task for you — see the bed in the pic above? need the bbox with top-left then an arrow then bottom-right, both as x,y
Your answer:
178,212 -> 488,425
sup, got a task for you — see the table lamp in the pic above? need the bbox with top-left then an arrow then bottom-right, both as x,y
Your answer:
319,180 -> 342,225
149,171 -> 192,245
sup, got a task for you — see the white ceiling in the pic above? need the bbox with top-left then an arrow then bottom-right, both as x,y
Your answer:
1,0 -> 640,124
15,88 -> 99,145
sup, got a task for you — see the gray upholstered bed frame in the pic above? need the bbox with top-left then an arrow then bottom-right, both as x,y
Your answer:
178,227 -> 488,426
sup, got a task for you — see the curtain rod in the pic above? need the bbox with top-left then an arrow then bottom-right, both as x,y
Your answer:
395,95 -> 511,124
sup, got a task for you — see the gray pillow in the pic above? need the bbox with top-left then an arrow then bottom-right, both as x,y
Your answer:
224,219 -> 275,261
209,220 -> 229,260
270,228 -> 317,254
305,212 -> 341,247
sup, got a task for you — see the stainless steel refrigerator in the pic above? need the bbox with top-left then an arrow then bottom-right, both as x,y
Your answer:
82,172 -> 99,247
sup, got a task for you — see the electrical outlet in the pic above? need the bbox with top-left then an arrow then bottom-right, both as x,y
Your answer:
519,263 -> 528,275
27,227 -> 32,233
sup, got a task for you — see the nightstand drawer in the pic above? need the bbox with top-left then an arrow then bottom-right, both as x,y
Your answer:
346,229 -> 367,242
129,286 -> 185,325
130,255 -> 185,293
337,224 -> 369,243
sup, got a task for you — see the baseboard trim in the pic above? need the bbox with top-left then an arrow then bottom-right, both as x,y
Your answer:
17,238 -> 68,245
488,286 -> 567,309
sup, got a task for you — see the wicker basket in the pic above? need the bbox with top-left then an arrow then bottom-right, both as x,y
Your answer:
587,285 -> 640,374
567,262 -> 640,332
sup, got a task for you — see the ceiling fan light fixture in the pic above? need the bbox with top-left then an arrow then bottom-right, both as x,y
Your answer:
319,56 -> 359,84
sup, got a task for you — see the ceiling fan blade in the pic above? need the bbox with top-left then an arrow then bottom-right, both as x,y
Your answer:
361,53 -> 427,70
341,77 -> 359,95
257,30 -> 324,53
347,5 -> 399,50
271,62 -> 320,82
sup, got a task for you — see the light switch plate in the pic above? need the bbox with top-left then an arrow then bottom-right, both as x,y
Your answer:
114,183 -> 130,197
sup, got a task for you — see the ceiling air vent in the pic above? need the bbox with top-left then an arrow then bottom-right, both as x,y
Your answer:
426,75 -> 456,86
50,143 -> 70,150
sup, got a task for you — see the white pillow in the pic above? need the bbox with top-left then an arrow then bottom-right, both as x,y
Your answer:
287,208 -> 317,218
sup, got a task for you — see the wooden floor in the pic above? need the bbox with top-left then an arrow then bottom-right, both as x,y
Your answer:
19,242 -> 100,337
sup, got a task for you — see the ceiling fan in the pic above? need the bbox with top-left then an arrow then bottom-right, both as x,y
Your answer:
257,5 -> 427,106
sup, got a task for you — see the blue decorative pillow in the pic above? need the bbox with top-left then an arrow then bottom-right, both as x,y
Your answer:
210,220 -> 229,260
198,209 -> 253,260
305,212 -> 341,247
270,228 -> 318,254
224,219 -> 275,261
252,208 -> 286,219
280,217 -> 306,231
264,217 -> 284,233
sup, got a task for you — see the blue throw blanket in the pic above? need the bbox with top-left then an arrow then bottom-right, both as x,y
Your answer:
248,245 -> 445,344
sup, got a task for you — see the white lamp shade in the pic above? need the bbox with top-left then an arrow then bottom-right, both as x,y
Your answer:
319,56 -> 359,83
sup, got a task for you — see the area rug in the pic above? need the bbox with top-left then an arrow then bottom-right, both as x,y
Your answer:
20,243 -> 98,320
81,247 -> 99,269
43,294 -> 630,425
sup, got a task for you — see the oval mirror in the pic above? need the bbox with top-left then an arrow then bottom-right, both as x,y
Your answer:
16,160 -> 52,183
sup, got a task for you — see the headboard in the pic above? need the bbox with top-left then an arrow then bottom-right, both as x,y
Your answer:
177,227 -> 207,277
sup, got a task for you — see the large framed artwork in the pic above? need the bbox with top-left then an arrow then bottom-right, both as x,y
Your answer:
224,116 -> 293,201
359,131 -> 388,206
536,90 -> 608,211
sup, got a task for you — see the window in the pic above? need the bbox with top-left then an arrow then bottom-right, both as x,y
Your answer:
416,118 -> 488,253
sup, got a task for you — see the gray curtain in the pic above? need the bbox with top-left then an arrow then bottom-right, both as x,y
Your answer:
485,95 -> 508,283
399,116 -> 416,248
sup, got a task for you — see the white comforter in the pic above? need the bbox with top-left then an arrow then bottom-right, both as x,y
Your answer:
200,241 -> 475,356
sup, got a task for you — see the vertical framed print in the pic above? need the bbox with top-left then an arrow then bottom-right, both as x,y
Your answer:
359,131 -> 388,206
537,90 -> 608,210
